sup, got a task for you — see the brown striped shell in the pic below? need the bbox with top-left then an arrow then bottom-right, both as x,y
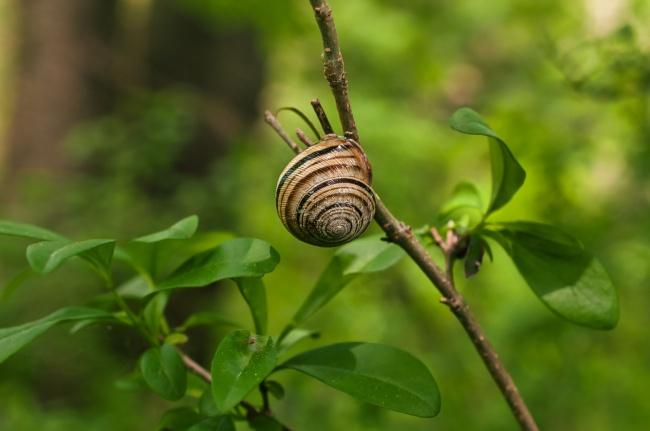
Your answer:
276,134 -> 375,247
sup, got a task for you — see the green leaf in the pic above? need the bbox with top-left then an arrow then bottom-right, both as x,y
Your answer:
282,342 -> 440,418
158,407 -> 201,431
69,311 -> 130,334
450,108 -> 526,214
154,238 -> 280,294
438,182 -> 484,232
26,239 -> 116,276
264,380 -> 285,400
187,416 -> 235,431
114,370 -> 145,392
464,236 -> 487,278
1,269 -> 35,301
176,312 -> 241,332
199,388 -> 220,417
248,415 -> 285,431
164,333 -> 189,345
139,344 -> 188,401
234,277 -> 268,334
293,235 -> 404,325
488,222 -> 619,329
278,328 -> 320,354
143,293 -> 170,338
211,330 -> 277,412
115,275 -> 151,299
115,216 -> 199,278
0,220 -> 65,241
134,215 -> 199,243
186,372 -> 208,398
0,307 -> 118,364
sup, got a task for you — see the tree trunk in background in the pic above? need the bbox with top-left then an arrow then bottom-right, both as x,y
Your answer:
147,0 -> 264,176
3,0 -> 264,186
5,0 -> 98,181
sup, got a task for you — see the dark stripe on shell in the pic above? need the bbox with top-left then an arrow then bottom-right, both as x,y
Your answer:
275,142 -> 353,202
295,177 -> 374,217
277,160 -> 360,209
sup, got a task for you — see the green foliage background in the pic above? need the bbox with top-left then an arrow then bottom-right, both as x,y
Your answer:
1,0 -> 650,429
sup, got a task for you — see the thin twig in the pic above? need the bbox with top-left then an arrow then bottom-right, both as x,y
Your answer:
276,106 -> 322,139
265,110 -> 300,155
296,128 -> 315,146
260,383 -> 271,414
301,1 -> 539,429
180,350 -> 212,382
310,99 -> 334,134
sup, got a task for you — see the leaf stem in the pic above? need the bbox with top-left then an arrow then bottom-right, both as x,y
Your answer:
104,276 -> 158,346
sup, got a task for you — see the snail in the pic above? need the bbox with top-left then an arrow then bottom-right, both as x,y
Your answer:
275,133 -> 376,247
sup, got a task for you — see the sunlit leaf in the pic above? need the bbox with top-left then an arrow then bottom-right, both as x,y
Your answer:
282,342 -> 440,417
117,215 -> 202,279
154,238 -> 280,295
164,333 -> 189,345
487,222 -> 619,329
143,293 -> 169,337
26,239 -> 116,276
133,215 -> 199,243
0,220 -> 65,241
278,328 -> 320,354
211,330 -> 277,412
292,235 -> 404,325
0,307 -> 119,363
450,108 -> 526,214
115,275 -> 152,299
438,182 -> 484,231
140,343 -> 188,401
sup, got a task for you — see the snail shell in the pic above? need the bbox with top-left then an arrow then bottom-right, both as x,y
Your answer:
276,134 -> 376,247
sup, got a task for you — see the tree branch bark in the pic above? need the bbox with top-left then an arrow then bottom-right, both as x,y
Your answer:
304,1 -> 539,429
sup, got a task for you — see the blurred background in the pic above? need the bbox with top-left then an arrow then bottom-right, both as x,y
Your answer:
0,0 -> 649,429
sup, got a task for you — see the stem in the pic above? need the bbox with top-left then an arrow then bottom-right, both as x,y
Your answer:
105,276 -> 158,346
300,1 -> 539,429
296,128 -> 314,147
260,382 -> 271,414
265,110 -> 300,154
310,98 -> 334,134
180,350 -> 212,382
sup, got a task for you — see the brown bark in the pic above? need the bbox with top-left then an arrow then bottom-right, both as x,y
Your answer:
5,0 -> 98,178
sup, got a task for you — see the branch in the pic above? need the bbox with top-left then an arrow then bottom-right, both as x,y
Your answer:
296,128 -> 314,146
310,98 -> 334,134
309,0 -> 357,141
180,350 -> 212,382
303,1 -> 539,429
265,110 -> 300,155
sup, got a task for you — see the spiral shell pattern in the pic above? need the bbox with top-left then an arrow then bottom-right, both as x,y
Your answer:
276,135 -> 375,247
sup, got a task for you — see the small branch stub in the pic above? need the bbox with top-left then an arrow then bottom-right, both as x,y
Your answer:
265,110 -> 300,155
